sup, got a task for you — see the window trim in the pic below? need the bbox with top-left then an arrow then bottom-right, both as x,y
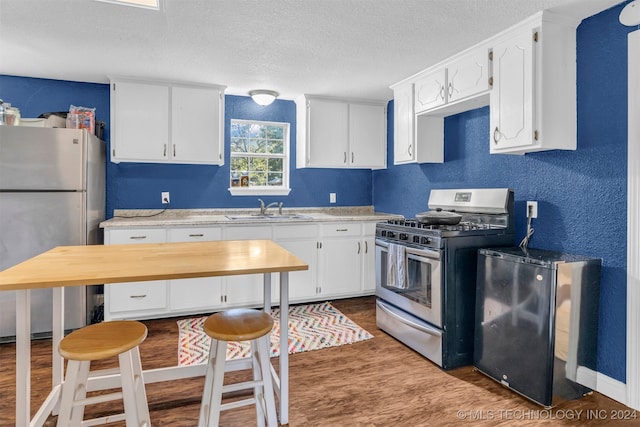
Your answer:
228,119 -> 291,196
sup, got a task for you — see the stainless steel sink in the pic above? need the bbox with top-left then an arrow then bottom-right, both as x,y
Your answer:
225,214 -> 312,221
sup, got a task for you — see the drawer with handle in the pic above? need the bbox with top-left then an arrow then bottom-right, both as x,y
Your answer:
109,282 -> 167,313
319,222 -> 360,237
169,227 -> 222,242
108,228 -> 167,244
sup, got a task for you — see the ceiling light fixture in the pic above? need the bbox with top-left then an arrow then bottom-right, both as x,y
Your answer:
249,90 -> 279,106
96,0 -> 161,10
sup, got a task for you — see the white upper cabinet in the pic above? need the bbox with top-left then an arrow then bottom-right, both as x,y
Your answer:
490,11 -> 579,154
110,77 -> 226,165
392,45 -> 491,165
414,68 -> 447,113
391,81 -> 416,164
391,9 -> 579,160
296,96 -> 386,169
349,103 -> 387,167
414,49 -> 490,115
447,49 -> 492,104
171,85 -> 224,163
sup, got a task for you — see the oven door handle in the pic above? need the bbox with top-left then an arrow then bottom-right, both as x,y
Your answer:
375,238 -> 441,260
376,300 -> 442,337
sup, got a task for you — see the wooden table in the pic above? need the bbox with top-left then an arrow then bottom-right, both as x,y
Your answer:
0,239 -> 308,426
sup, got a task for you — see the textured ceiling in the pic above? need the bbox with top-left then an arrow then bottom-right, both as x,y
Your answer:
0,0 -> 622,101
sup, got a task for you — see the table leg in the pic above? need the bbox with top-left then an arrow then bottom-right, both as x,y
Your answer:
16,289 -> 31,427
52,287 -> 65,414
263,272 -> 271,312
279,271 -> 289,424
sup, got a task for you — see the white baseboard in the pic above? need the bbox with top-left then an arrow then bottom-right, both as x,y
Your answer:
596,371 -> 628,407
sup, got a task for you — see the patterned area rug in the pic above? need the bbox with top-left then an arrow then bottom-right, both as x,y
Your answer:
177,302 -> 374,366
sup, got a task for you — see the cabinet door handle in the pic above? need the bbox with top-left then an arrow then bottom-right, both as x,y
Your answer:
439,85 -> 445,100
129,236 -> 147,240
408,144 -> 413,157
163,144 -> 167,156
351,152 -> 354,163
493,127 -> 500,144
343,152 -> 347,163
173,145 -> 176,157
357,241 -> 361,254
448,82 -> 453,98
188,234 -> 204,238
365,241 -> 368,253
129,294 -> 147,299
336,228 -> 348,232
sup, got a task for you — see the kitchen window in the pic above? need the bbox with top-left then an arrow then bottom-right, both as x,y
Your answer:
228,119 -> 291,196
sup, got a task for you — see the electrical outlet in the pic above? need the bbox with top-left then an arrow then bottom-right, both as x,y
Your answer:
330,193 -> 336,203
527,201 -> 538,219
162,192 -> 170,204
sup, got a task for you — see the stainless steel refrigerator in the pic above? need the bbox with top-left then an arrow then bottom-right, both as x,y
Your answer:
473,247 -> 601,407
0,126 -> 105,341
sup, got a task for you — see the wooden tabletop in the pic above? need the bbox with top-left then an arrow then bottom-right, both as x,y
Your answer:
0,240 -> 308,291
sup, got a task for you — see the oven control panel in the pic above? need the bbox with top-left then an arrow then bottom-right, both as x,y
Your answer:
376,226 -> 441,249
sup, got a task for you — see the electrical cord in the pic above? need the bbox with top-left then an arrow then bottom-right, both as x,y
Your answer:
112,202 -> 170,218
519,214 -> 534,249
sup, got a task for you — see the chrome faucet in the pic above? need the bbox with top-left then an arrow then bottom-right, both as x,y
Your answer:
258,199 -> 282,215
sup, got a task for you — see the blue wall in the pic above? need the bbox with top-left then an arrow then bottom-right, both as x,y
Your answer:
0,1 -> 630,384
374,3 -> 631,383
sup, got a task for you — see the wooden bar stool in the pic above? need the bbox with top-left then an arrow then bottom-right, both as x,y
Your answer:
198,308 -> 277,427
56,320 -> 151,427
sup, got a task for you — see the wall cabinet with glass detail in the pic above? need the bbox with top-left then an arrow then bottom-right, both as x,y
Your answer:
110,77 -> 225,165
296,96 -> 386,169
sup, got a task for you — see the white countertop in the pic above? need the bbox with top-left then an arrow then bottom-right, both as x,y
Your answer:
100,206 -> 403,228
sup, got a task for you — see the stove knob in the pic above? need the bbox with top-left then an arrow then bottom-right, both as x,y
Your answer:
421,237 -> 430,245
399,233 -> 408,241
387,231 -> 396,239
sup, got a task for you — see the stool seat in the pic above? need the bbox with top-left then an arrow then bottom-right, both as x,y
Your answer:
203,308 -> 274,342
57,320 -> 150,427
199,308 -> 277,427
59,320 -> 148,361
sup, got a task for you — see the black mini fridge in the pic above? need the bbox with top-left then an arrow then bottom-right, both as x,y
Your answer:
473,247 -> 601,407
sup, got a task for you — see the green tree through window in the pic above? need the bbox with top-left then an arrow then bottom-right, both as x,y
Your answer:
230,120 -> 289,189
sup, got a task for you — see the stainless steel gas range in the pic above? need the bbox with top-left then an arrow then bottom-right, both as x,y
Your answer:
375,188 -> 515,369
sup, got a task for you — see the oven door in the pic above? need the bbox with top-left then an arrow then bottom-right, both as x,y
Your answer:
375,238 -> 442,328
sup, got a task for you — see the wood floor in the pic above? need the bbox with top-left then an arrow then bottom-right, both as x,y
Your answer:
0,296 -> 633,426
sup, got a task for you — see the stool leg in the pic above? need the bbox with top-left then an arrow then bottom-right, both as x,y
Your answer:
57,360 -> 90,427
199,339 -> 227,427
198,338 -> 217,427
251,340 -> 266,427
119,347 -> 151,427
257,335 -> 277,427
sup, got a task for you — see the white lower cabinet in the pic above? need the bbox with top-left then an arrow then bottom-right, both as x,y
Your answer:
361,223 -> 377,292
223,225 -> 273,307
168,227 -> 223,313
318,223 -> 364,297
103,220 -> 378,320
104,228 -> 168,320
272,224 -> 319,304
